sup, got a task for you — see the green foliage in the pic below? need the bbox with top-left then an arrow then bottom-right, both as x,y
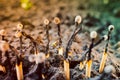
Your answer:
88,0 -> 120,44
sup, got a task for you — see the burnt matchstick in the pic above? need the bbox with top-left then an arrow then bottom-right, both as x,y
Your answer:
99,25 -> 114,73
79,35 -> 108,70
86,31 -> 97,78
63,15 -> 82,80
44,19 -> 50,57
20,30 -> 38,55
16,23 -> 38,54
54,17 -> 62,48
64,15 -> 82,59
15,25 -> 24,80
64,60 -> 70,80
16,56 -> 23,80
16,23 -> 24,54
0,29 -> 7,40
54,17 -> 64,56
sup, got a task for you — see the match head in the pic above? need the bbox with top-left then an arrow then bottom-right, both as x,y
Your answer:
44,19 -> 49,25
90,31 -> 97,39
108,25 -> 114,31
15,31 -> 22,38
104,65 -> 116,74
0,41 -> 9,52
0,29 -> 7,36
17,23 -> 23,31
103,35 -> 108,41
75,15 -> 82,24
28,54 -> 35,62
54,17 -> 61,24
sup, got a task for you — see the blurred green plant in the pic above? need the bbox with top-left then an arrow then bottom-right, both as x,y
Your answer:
87,0 -> 120,44
20,0 -> 32,10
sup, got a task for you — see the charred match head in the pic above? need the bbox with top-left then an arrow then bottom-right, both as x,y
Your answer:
90,31 -> 97,39
54,17 -> 61,24
17,23 -> 23,31
75,15 -> 82,25
103,35 -> 108,41
44,19 -> 50,25
108,25 -> 114,32
87,31 -> 97,60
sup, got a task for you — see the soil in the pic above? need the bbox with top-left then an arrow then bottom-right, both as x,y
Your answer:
0,0 -> 120,80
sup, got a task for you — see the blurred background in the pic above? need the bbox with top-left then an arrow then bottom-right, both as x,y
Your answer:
0,0 -> 120,44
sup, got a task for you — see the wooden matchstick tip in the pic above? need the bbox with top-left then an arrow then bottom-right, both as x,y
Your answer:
54,17 -> 61,24
75,15 -> 82,24
44,19 -> 49,25
104,65 -> 116,74
0,29 -> 7,36
103,35 -> 108,41
0,65 -> 6,73
17,23 -> 23,30
90,31 -> 97,39
15,31 -> 22,38
0,41 -> 9,52
108,25 -> 114,31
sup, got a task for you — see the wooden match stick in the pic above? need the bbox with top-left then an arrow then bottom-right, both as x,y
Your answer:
79,60 -> 86,70
99,52 -> 108,73
86,59 -> 92,78
16,56 -> 23,80
58,47 -> 64,55
86,31 -> 97,78
0,65 -> 6,73
63,15 -> 82,80
99,25 -> 114,73
64,60 -> 70,80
